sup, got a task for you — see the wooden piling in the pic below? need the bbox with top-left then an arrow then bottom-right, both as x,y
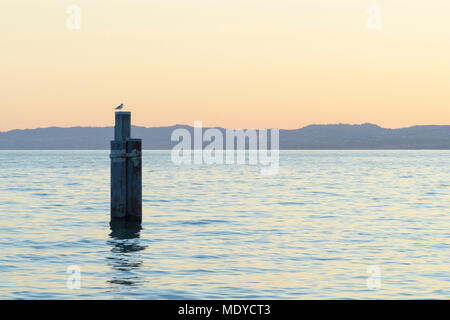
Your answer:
126,139 -> 142,221
110,112 -> 142,223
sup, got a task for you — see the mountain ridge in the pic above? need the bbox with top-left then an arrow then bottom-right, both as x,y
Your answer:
1,123 -> 450,149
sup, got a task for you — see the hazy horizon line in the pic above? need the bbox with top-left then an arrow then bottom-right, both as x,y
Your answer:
3,122 -> 450,133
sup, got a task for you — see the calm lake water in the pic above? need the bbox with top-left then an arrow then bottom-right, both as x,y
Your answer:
0,150 -> 449,299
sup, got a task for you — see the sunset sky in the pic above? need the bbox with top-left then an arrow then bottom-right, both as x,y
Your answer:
1,0 -> 450,131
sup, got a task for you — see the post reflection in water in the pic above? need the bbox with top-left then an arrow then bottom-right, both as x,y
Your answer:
106,221 -> 147,289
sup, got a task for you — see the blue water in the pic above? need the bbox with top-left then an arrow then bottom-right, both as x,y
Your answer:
0,150 -> 449,299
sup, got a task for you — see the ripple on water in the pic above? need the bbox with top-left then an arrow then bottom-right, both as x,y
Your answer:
0,150 -> 449,299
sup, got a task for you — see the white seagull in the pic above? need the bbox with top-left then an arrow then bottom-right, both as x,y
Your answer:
115,103 -> 124,110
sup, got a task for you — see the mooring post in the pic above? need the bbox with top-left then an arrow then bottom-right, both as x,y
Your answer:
110,112 -> 142,223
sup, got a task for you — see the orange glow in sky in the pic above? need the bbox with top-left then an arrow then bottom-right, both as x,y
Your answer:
1,0 -> 449,131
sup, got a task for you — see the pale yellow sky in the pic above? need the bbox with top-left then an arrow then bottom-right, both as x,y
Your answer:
1,0 -> 449,131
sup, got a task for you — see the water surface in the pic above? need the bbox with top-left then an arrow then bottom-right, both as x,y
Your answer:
0,151 -> 449,299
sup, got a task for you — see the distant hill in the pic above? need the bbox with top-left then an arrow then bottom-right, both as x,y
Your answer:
1,123 -> 450,149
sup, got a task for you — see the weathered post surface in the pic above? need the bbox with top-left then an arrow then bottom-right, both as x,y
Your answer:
110,112 -> 142,223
